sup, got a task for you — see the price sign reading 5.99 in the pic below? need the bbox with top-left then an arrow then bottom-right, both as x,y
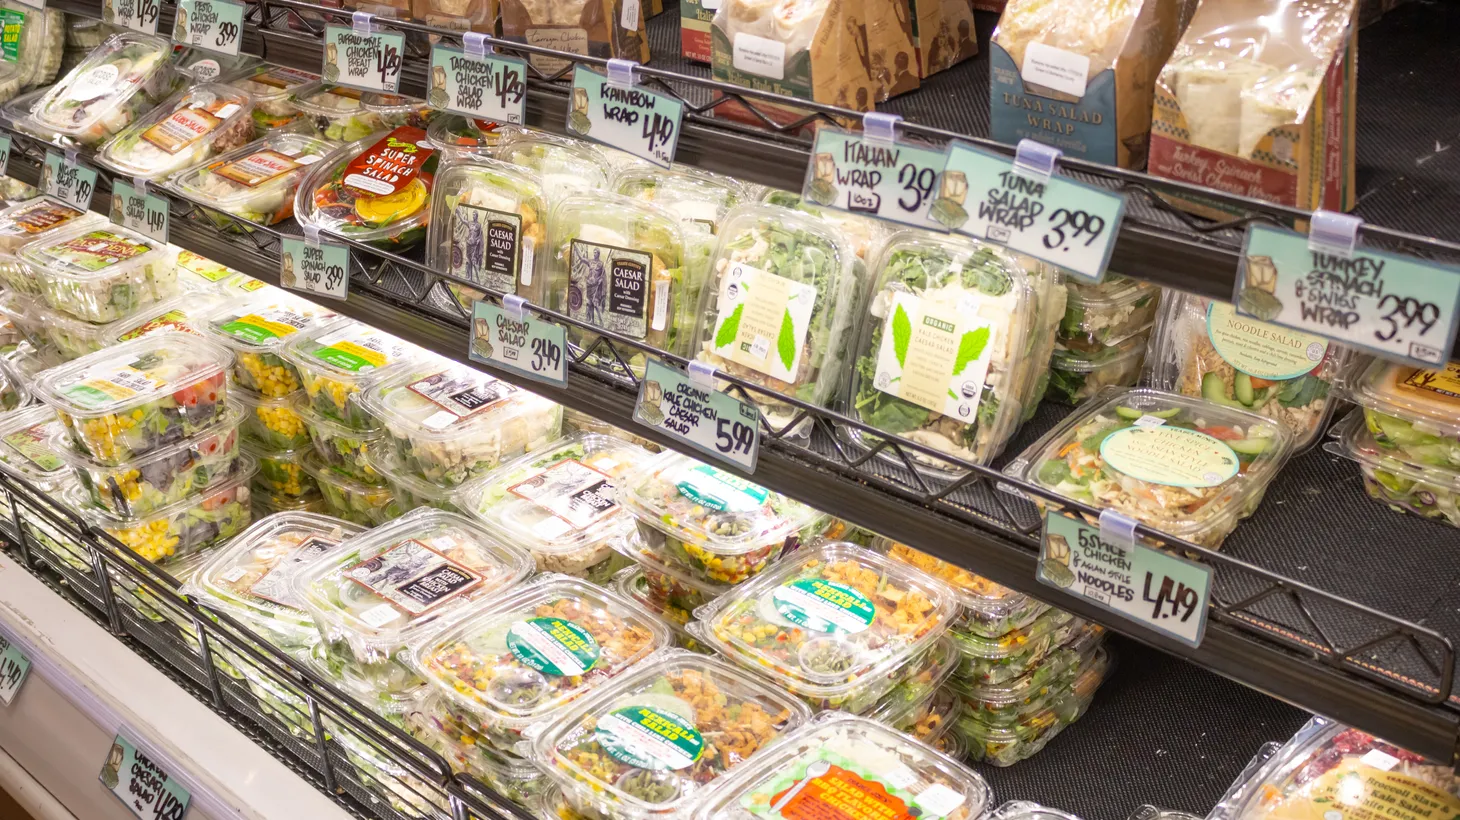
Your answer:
280,236 -> 349,301
801,127 -> 948,230
633,359 -> 760,473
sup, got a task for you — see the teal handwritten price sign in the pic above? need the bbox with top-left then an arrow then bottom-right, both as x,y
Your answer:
936,141 -> 1126,283
565,64 -> 683,167
173,0 -> 244,56
634,359 -> 760,472
42,151 -> 96,210
1038,511 -> 1212,647
110,180 -> 169,244
324,25 -> 405,93
0,135 -> 10,178
469,300 -> 568,387
104,0 -> 162,34
428,45 -> 526,125
1235,224 -> 1460,367
281,236 -> 349,301
100,734 -> 191,820
0,630 -> 31,706
801,126 -> 948,230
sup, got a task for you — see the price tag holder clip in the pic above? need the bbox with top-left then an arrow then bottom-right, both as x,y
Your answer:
463,31 -> 492,57
1307,210 -> 1362,260
352,10 -> 374,33
1012,138 -> 1060,181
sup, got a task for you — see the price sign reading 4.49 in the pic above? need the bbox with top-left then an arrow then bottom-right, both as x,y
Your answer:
323,24 -> 405,93
110,180 -> 169,244
0,631 -> 31,706
100,734 -> 191,820
42,151 -> 97,210
469,300 -> 568,388
634,359 -> 760,472
802,127 -> 948,230
565,65 -> 683,167
1038,511 -> 1212,647
280,236 -> 349,301
173,0 -> 244,56
104,0 -> 161,35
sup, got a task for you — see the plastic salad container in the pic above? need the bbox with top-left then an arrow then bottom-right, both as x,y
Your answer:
245,441 -> 316,499
59,398 -> 243,517
34,332 -> 233,465
19,221 -> 178,323
688,712 -> 990,820
405,694 -> 550,803
955,647 -> 1111,766
613,165 -> 746,235
1059,274 -> 1161,352
0,198 -> 100,296
361,92 -> 436,130
295,126 -> 438,251
0,405 -> 71,495
253,487 -> 328,517
612,565 -> 710,654
532,649 -> 813,820
413,574 -> 671,758
1147,294 -> 1349,451
618,452 -> 824,585
282,320 -> 417,429
225,65 -> 318,134
613,530 -> 728,623
28,32 -> 179,146
288,83 -> 382,142
237,388 -> 310,451
96,82 -> 255,180
67,455 -> 255,561
952,610 -> 1083,685
426,158 -> 549,310
1005,388 -> 1295,550
1327,411 -> 1460,529
1011,264 -> 1066,421
845,230 -> 1039,474
865,635 -> 960,728
950,625 -> 1104,726
499,137 -> 609,203
370,448 -> 464,514
989,802 -> 1087,820
40,293 -> 218,361
204,297 -> 341,397
168,47 -> 258,82
695,542 -> 958,712
426,115 -> 512,162
693,204 -> 858,435
1048,332 -> 1148,405
170,132 -> 333,226
0,358 -> 25,410
889,684 -> 963,746
300,451 -> 396,525
884,540 -> 1049,639
0,3 -> 63,95
1349,357 -> 1460,472
296,398 -> 385,484
365,357 -> 562,487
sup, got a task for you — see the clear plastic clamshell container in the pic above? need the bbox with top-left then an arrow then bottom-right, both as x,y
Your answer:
404,693 -> 550,804
170,132 -> 333,226
0,197 -> 101,297
361,92 -> 436,130
300,450 -> 396,526
253,486 -> 328,518
866,635 -> 960,729
426,158 -> 549,309
612,565 -> 711,654
370,447 -> 463,515
949,625 -> 1104,727
1327,411 -> 1460,530
288,82 -> 382,143
225,65 -> 318,134
426,115 -> 513,163
0,2 -> 63,95
413,573 -> 672,758
612,529 -> 729,622
294,126 -> 439,251
1005,387 -> 1295,550
460,433 -> 653,582
843,230 -> 1040,474
1047,331 -> 1148,406
1348,357 -> 1460,473
204,295 -> 342,398
950,610 -> 1083,685
237,387 -> 310,451
0,405 -> 71,494
29,32 -> 179,146
499,136 -> 609,203
96,82 -> 256,179
18,220 -> 178,323
41,293 -> 219,362
693,203 -> 858,436
884,540 -> 1050,639
296,399 -> 385,484
612,164 -> 746,235
533,649 -> 814,820
688,712 -> 991,820
282,320 -> 417,430
364,355 -> 562,487
246,440 -> 317,499
618,451 -> 824,585
955,648 -> 1112,766
1059,274 -> 1161,351
168,47 -> 258,82
694,542 -> 959,713
34,331 -> 233,465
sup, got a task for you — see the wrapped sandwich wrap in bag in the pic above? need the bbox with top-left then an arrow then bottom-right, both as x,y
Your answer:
500,0 -> 648,76
1149,0 -> 1358,219
910,0 -> 978,78
681,0 -> 715,61
411,0 -> 499,35
989,0 -> 1182,169
868,0 -> 919,98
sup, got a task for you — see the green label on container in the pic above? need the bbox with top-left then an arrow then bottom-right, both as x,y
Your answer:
595,706 -> 704,771
2,426 -> 63,473
772,578 -> 875,634
218,307 -> 312,344
675,463 -> 767,512
506,617 -> 600,677
0,9 -> 24,63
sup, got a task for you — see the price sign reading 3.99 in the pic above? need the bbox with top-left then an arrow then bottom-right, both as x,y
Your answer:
173,0 -> 244,56
801,127 -> 948,230
280,236 -> 349,301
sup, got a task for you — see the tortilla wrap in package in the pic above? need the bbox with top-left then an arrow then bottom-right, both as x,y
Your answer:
499,0 -> 648,77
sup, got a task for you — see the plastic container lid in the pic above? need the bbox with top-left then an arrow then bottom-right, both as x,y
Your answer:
0,405 -> 69,492
1,2 -> 62,92
991,802 -> 1087,820
865,635 -> 961,729
611,528 -> 732,603
883,540 -> 1048,638
1350,357 -> 1460,445
426,115 -> 513,161
611,164 -> 745,232
204,294 -> 342,357
33,331 -> 233,422
1061,274 -> 1161,345
425,158 -> 548,303
294,507 -> 533,662
30,32 -> 174,138
227,64 -> 319,103
951,625 -> 1103,717
948,608 -> 1076,662
499,136 -> 609,202
0,196 -> 97,255
1325,411 -> 1460,527
611,565 -> 704,649
369,447 -> 460,513
1052,331 -> 1148,372
169,132 -> 333,223
298,449 -> 394,523
294,126 -> 438,250
532,649 -> 814,820
169,47 -> 259,82
40,293 -> 220,361
17,219 -> 172,290
1006,387 -> 1294,546
0,358 -> 27,410
288,82 -> 380,142
695,542 -> 959,702
361,91 -> 434,123
688,712 -> 991,820
282,320 -> 417,392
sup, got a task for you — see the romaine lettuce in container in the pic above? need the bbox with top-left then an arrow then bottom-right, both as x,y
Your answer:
170,132 -> 333,226
499,135 -> 609,204
1347,357 -> 1460,472
294,126 -> 438,251
288,82 -> 382,142
28,32 -> 179,146
18,220 -> 178,323
427,158 -> 549,311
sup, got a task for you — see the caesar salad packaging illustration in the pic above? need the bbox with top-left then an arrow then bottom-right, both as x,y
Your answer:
1004,387 -> 1296,549
426,116 -> 513,163
1150,0 -> 1358,217
693,203 -> 858,439
0,2 -> 64,96
990,0 -> 1181,168
531,648 -> 814,820
426,158 -> 549,312
612,164 -> 747,236
295,126 -> 440,252
499,0 -> 649,77
1325,412 -> 1460,530
299,451 -> 398,525
281,319 -> 420,430
1145,294 -> 1351,451
224,65 -> 318,135
500,135 -> 611,204
203,296 -> 342,399
954,647 -> 1112,766
289,82 -> 384,143
170,133 -> 333,227
1347,358 -> 1460,474
1048,332 -> 1148,405
18,221 -> 179,324
0,196 -> 105,298
28,32 -> 181,147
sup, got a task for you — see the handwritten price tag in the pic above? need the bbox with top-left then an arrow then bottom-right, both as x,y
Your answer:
0,631 -> 31,706
323,25 -> 404,93
0,135 -> 10,178
100,734 -> 191,820
936,142 -> 1126,283
634,359 -> 760,472
173,0 -> 244,56
469,300 -> 568,387
565,66 -> 682,167
1235,225 -> 1460,367
42,151 -> 96,210
280,236 -> 349,301
428,45 -> 526,125
105,0 -> 161,34
801,127 -> 948,229
1038,511 -> 1211,647
110,180 -> 169,244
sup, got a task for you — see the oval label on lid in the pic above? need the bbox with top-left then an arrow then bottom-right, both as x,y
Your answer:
1206,302 -> 1327,381
772,578 -> 875,634
506,617 -> 600,677
1100,426 -> 1239,489
674,463 -> 768,512
594,705 -> 704,771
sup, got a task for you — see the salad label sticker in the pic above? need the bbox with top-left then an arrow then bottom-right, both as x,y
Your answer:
0,630 -> 30,706
178,250 -> 235,282
0,135 -> 10,178
0,9 -> 23,62
247,534 -> 338,610
469,300 -> 569,388
569,240 -> 655,340
174,0 -> 245,56
635,360 -> 761,472
1399,362 -> 1460,400
509,459 -> 618,532
451,205 -> 522,294
323,25 -> 405,93
675,463 -> 767,512
428,45 -> 527,126
506,617 -> 601,676
595,706 -> 704,771
1039,511 -> 1213,648
249,66 -> 317,89
802,128 -> 949,230
407,369 -> 516,428
281,237 -> 350,302
708,262 -> 817,383
110,179 -> 169,245
3,426 -> 64,473
106,0 -> 162,35
116,309 -> 198,342
936,142 -> 1126,284
342,127 -> 434,197
772,578 -> 875,634
343,539 -> 484,617
41,230 -> 151,272
1206,302 -> 1328,381
10,198 -> 82,234
1235,225 -> 1460,367
142,106 -> 224,154
565,66 -> 683,168
219,306 -> 312,343
752,751 -> 965,820
182,57 -> 223,81
100,734 -> 191,820
62,362 -> 165,407
71,65 -> 119,101
310,328 -> 392,371
42,151 -> 97,211
1257,757 -> 1460,820
214,149 -> 302,187
1100,426 -> 1239,489
873,290 -> 996,419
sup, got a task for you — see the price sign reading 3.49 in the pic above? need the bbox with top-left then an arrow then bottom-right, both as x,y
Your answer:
634,359 -> 760,472
469,300 -> 568,388
802,127 -> 948,230
173,0 -> 244,56
281,236 -> 349,301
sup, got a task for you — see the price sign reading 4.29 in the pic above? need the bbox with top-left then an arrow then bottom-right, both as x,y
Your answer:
802,127 -> 948,230
110,180 -> 169,244
100,734 -> 191,820
634,359 -> 760,472
427,45 -> 526,125
469,300 -> 568,388
0,631 -> 31,706
42,151 -> 97,210
1038,511 -> 1212,647
323,24 -> 405,93
280,236 -> 349,301
104,0 -> 161,35
173,0 -> 244,56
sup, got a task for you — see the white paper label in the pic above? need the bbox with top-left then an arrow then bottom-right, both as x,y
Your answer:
1022,42 -> 1090,97
359,603 -> 402,628
707,262 -> 817,383
733,32 -> 785,80
620,0 -> 640,30
1133,414 -> 1168,428
913,784 -> 967,817
1359,749 -> 1400,771
873,290 -> 996,419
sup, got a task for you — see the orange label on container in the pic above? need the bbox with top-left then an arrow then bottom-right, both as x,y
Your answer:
10,199 -> 83,233
772,765 -> 914,820
341,126 -> 434,198
214,150 -> 302,187
249,67 -> 317,90
141,106 -> 225,154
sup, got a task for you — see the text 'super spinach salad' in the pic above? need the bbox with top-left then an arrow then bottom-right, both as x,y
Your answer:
295,126 -> 438,251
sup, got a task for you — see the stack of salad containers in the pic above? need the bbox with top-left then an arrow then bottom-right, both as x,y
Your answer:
95,82 -> 257,181
14,219 -> 180,330
169,132 -> 334,229
0,0 -> 64,103
223,65 -> 318,136
26,32 -> 182,147
425,157 -> 550,314
0,197 -> 105,299
1048,275 -> 1162,405
34,291 -> 222,362
0,404 -> 84,573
